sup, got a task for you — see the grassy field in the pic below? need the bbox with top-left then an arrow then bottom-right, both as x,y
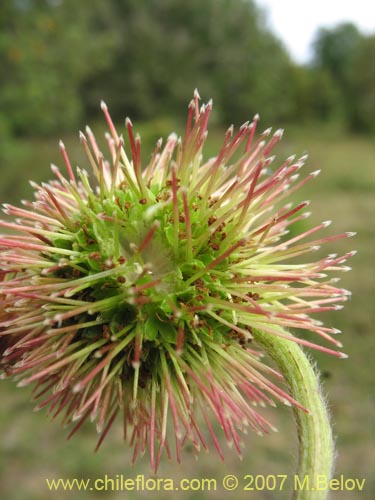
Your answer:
0,118 -> 374,500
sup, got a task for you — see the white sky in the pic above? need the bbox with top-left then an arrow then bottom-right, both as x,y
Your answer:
256,0 -> 375,63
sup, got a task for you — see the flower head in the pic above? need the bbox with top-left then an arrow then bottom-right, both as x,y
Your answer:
0,91 -> 354,471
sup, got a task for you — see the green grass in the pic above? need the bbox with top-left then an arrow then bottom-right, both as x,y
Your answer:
0,120 -> 374,499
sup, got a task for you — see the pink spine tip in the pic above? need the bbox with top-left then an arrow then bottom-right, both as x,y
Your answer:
310,169 -> 321,177
274,128 -> 284,139
262,127 -> 272,136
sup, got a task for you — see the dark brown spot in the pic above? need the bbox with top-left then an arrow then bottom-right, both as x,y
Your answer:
89,252 -> 102,261
247,292 -> 260,301
102,325 -> 111,339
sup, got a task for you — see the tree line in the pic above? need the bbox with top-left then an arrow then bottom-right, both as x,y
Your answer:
0,0 -> 373,143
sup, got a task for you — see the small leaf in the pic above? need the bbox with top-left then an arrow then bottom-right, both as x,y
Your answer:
159,322 -> 177,343
164,225 -> 175,246
144,317 -> 159,341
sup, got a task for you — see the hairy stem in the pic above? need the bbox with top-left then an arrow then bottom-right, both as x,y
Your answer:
253,330 -> 334,500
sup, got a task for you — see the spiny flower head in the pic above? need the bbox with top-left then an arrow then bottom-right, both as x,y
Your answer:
0,91 -> 354,471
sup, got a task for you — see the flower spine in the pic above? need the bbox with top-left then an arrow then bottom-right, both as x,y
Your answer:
0,91 -> 354,472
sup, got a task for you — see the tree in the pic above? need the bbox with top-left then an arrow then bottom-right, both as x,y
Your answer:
311,22 -> 373,132
0,0 -> 117,135
313,23 -> 362,83
86,0 -> 295,126
347,35 -> 375,132
288,65 -> 340,124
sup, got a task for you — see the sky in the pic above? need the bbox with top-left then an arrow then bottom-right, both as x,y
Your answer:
256,0 -> 375,63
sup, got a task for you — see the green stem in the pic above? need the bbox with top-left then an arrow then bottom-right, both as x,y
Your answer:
253,330 -> 334,500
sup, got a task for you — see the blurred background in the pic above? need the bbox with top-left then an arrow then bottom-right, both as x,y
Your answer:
0,0 -> 374,499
